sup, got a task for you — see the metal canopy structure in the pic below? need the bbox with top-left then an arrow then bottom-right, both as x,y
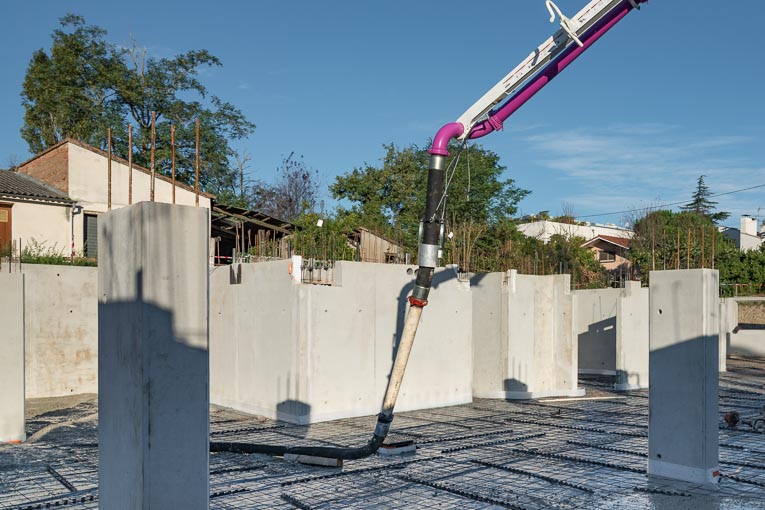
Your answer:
210,204 -> 296,263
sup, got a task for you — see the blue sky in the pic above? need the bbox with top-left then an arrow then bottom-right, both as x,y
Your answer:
1,1 -> 763,228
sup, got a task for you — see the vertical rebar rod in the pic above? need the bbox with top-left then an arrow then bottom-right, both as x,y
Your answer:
711,226 -> 715,269
150,111 -> 156,202
676,230 -> 680,270
128,125 -> 133,205
107,127 -> 112,211
195,118 -> 200,207
687,229 -> 691,269
171,124 -> 176,204
701,228 -> 705,268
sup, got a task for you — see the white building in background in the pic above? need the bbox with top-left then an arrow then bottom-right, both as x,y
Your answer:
5,139 -> 213,258
517,219 -> 633,243
720,215 -> 765,252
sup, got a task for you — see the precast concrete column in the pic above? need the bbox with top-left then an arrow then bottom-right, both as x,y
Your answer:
0,273 -> 25,443
98,202 -> 210,510
615,281 -> 649,390
648,269 -> 719,485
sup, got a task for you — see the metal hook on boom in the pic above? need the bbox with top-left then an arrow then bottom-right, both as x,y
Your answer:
545,0 -> 584,47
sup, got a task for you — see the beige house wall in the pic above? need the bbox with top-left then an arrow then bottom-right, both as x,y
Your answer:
588,244 -> 630,272
0,198 -> 71,255
68,143 -> 212,255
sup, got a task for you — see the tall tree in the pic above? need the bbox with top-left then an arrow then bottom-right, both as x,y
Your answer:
21,14 -> 122,153
331,142 -> 529,250
680,175 -> 730,223
20,15 -> 255,197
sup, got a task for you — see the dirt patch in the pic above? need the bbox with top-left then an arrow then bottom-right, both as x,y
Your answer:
25,393 -> 97,420
739,301 -> 765,325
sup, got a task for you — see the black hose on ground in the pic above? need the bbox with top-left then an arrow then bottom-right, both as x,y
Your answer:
210,413 -> 391,460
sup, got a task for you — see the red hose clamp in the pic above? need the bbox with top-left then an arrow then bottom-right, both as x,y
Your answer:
408,296 -> 428,307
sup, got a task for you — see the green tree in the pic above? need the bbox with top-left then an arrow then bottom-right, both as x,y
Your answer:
628,209 -> 737,283
21,15 -> 255,197
21,14 -> 122,152
717,243 -> 765,296
680,175 -> 730,223
330,142 -> 529,251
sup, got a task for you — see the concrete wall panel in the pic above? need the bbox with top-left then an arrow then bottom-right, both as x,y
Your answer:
98,202 -> 209,509
574,288 -> 619,374
0,273 -> 25,442
648,269 -> 719,485
615,282 -> 649,390
724,298 -> 765,357
210,261 -> 472,424
23,265 -> 98,398
472,271 -> 582,399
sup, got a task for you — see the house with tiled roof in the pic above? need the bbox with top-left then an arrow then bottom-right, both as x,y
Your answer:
581,234 -> 632,273
3,139 -> 214,258
0,170 -> 75,254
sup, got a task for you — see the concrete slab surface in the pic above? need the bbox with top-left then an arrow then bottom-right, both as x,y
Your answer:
1,357 -> 765,509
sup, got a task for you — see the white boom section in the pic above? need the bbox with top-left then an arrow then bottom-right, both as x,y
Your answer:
454,0 -> 632,139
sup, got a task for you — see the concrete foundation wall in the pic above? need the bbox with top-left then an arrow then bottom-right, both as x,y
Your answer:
572,282 -> 649,389
472,270 -> 582,399
0,273 -> 25,442
615,282 -> 649,390
22,265 -> 98,398
211,261 -> 472,424
724,298 -> 765,357
574,288 -> 620,374
98,202 -> 209,509
648,269 -> 719,485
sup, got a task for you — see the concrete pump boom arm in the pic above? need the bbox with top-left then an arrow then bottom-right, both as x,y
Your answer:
430,0 -> 647,155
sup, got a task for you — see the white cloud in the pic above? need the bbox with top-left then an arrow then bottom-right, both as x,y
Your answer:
522,123 -> 763,225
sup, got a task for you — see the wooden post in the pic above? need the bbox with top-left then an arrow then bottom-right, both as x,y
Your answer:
171,125 -> 176,205
150,111 -> 156,202
128,125 -> 133,205
107,128 -> 112,211
195,119 -> 200,207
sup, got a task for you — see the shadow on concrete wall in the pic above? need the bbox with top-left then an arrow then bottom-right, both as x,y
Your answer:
388,268 -> 471,386
578,316 -> 617,373
98,271 -> 209,507
276,400 -> 311,432
503,379 -> 528,394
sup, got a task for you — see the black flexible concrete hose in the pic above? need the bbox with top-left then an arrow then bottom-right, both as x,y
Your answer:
210,413 -> 390,460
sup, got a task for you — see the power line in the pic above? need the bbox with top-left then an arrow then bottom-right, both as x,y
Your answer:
574,182 -> 765,220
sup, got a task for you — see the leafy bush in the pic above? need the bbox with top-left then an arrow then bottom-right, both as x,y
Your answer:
19,238 -> 96,266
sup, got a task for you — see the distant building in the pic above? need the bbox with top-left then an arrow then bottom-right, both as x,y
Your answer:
581,235 -> 632,273
517,220 -> 632,243
210,204 -> 295,264
720,215 -> 765,252
5,138 -> 213,258
0,170 -> 74,254
350,227 -> 406,263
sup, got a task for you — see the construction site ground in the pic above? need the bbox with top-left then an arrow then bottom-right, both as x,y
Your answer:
2,357 -> 765,510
